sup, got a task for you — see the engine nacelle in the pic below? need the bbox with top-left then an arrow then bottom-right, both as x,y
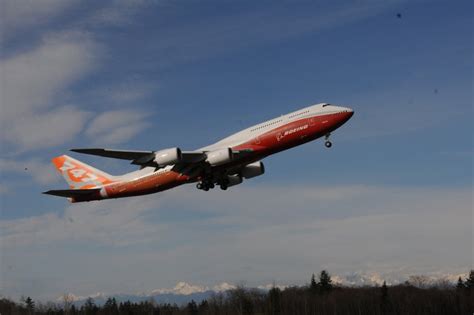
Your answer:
241,161 -> 265,179
226,174 -> 243,187
206,148 -> 233,166
154,148 -> 182,165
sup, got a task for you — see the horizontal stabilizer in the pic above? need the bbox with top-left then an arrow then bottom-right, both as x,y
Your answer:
43,188 -> 101,198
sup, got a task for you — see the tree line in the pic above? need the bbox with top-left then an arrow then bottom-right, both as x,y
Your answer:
1,270 -> 473,315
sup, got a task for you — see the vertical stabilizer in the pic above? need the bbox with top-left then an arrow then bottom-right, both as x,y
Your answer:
51,155 -> 116,189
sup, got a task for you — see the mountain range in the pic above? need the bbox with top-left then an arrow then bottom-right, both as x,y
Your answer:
64,271 -> 468,306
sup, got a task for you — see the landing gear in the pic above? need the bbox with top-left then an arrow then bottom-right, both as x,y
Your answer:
196,178 -> 216,191
197,182 -> 210,191
324,133 -> 332,148
217,177 -> 229,191
196,176 -> 230,191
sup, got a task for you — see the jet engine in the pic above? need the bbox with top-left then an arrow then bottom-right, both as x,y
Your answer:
154,148 -> 182,165
226,174 -> 243,187
206,148 -> 233,166
241,161 -> 265,179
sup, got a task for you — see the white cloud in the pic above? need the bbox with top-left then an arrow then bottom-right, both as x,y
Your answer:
102,80 -> 156,105
1,184 -> 471,300
0,0 -> 79,41
0,158 -> 59,185
79,0 -> 149,28
85,110 -> 151,145
4,106 -> 91,151
0,195 -> 165,248
0,31 -> 98,118
0,0 -> 147,41
0,31 -> 100,151
1,30 -> 151,151
0,0 -> 154,150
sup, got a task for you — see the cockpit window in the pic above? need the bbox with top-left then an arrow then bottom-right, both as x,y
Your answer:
322,103 -> 330,107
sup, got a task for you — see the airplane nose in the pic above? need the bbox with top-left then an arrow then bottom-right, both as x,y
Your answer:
339,107 -> 354,122
340,107 -> 354,118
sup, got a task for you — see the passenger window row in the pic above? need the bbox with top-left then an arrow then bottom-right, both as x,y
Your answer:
288,110 -> 310,119
250,119 -> 283,132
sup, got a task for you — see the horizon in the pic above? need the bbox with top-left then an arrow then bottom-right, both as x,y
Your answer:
1,0 -> 472,301
8,270 -> 472,304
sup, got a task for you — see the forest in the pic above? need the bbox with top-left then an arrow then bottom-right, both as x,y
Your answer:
1,270 -> 473,315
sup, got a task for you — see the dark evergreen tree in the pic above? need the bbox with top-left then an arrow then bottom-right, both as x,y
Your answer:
465,270 -> 474,290
25,296 -> 35,314
198,299 -> 209,313
186,299 -> 198,315
381,281 -> 388,299
83,297 -> 98,315
268,287 -> 281,315
103,297 -> 119,315
310,273 -> 318,294
318,270 -> 333,294
70,304 -> 77,315
242,295 -> 254,315
456,276 -> 465,290
380,281 -> 389,314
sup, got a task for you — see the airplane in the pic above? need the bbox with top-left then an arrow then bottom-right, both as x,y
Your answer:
44,103 -> 354,202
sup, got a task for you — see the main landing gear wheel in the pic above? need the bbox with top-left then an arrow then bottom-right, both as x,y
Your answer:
217,178 -> 229,190
197,180 -> 215,191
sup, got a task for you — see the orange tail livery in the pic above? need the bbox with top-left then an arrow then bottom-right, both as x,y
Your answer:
44,155 -> 118,202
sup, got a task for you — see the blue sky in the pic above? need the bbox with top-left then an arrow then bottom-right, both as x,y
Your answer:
0,0 -> 472,300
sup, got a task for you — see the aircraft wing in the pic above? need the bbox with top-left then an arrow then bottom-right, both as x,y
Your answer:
71,147 -> 255,172
71,148 -> 253,162
71,147 -> 212,170
70,148 -> 154,161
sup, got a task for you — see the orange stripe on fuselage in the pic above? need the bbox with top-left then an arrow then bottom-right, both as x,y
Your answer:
104,169 -> 191,199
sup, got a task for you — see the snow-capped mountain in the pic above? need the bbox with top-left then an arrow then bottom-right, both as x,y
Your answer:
63,282 -> 238,306
148,281 -> 236,296
332,271 -> 469,287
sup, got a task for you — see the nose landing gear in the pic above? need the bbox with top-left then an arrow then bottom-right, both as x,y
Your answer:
324,133 -> 332,148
